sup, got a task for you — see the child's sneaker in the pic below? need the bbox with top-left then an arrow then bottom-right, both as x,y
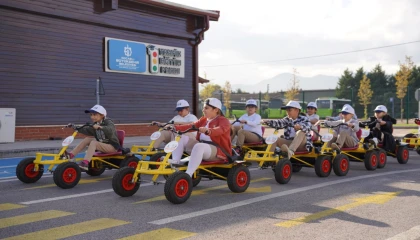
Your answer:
331,143 -> 340,151
280,144 -> 294,160
234,146 -> 242,155
369,138 -> 378,147
78,160 -> 89,171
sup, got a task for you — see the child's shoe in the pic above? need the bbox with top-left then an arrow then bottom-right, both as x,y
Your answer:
78,160 -> 89,170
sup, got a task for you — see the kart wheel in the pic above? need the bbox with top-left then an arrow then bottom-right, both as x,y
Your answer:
192,171 -> 202,187
53,162 -> 81,189
377,149 -> 387,169
120,156 -> 139,168
274,159 -> 292,184
364,151 -> 378,171
292,165 -> 303,173
416,148 -> 420,155
315,155 -> 332,177
16,157 -> 44,183
86,161 -> 106,176
227,165 -> 250,193
397,146 -> 409,164
332,154 -> 349,176
164,171 -> 192,204
403,133 -> 416,138
149,152 -> 167,170
112,167 -> 140,197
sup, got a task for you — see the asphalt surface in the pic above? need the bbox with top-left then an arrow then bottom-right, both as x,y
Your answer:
1,151 -> 420,239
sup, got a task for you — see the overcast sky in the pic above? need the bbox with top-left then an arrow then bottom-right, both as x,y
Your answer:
170,0 -> 420,86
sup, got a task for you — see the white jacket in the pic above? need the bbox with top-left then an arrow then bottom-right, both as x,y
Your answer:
233,113 -> 263,136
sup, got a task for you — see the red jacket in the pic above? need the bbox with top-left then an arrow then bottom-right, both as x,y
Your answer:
175,116 -> 232,160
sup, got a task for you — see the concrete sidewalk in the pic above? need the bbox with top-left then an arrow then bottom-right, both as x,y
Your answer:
0,128 -> 416,159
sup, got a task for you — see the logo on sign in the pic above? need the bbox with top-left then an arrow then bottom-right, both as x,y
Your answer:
124,45 -> 132,57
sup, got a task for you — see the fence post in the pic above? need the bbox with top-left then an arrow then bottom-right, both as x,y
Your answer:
406,85 -> 409,124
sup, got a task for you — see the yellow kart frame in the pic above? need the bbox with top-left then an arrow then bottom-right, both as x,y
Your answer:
16,124 -> 138,189
112,127 -> 251,204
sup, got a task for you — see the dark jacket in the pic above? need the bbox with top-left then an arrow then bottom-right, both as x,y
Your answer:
78,118 -> 120,150
365,115 -> 396,152
367,115 -> 396,134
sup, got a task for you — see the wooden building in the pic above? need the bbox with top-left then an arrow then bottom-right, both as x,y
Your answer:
0,0 -> 219,140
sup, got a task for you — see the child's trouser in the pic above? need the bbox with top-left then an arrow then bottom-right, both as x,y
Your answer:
327,131 -> 357,148
269,130 -> 307,152
236,129 -> 261,146
71,137 -> 116,161
153,130 -> 196,149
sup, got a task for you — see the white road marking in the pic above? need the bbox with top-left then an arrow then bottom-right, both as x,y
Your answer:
0,165 -> 17,169
0,175 -> 53,183
149,168 -> 420,225
386,225 -> 420,240
20,183 -> 154,204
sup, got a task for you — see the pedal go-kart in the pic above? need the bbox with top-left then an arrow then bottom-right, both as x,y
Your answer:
112,126 -> 251,204
16,123 -> 138,189
359,120 -> 410,164
401,118 -> 420,154
129,121 -> 174,160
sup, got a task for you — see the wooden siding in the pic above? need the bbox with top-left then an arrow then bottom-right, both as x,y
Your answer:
0,0 -> 201,126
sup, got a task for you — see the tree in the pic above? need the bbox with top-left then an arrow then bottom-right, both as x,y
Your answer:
235,88 -> 248,94
358,75 -> 373,119
223,81 -> 232,117
336,68 -> 354,99
199,83 -> 221,100
395,56 -> 414,121
264,92 -> 270,101
284,68 -> 300,102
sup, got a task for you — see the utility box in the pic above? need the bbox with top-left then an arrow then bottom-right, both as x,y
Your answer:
0,108 -> 16,143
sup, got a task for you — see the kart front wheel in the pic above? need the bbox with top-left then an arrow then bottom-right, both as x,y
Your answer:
120,156 -> 139,168
86,161 -> 106,176
377,149 -> 387,169
112,167 -> 140,197
227,165 -> 250,193
149,152 -> 167,170
274,159 -> 292,184
16,157 -> 44,183
397,146 -> 409,164
332,154 -> 349,176
53,162 -> 81,189
364,151 -> 378,171
315,155 -> 332,177
164,171 -> 192,204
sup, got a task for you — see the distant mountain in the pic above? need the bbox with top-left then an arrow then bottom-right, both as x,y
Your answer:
231,73 -> 339,93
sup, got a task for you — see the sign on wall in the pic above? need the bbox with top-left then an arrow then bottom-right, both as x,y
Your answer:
105,37 -> 185,78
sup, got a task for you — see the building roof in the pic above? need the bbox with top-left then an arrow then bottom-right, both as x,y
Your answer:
137,0 -> 220,21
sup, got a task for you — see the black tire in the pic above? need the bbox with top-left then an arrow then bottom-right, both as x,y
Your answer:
53,162 -> 81,189
315,155 -> 332,177
120,156 -> 139,168
192,172 -> 202,187
86,161 -> 106,176
292,165 -> 303,173
416,148 -> 420,155
364,151 -> 378,171
397,146 -> 409,164
149,152 -> 167,170
227,165 -> 251,193
16,157 -> 44,183
164,171 -> 192,204
112,167 -> 140,197
377,149 -> 387,169
403,133 -> 417,138
332,154 -> 349,176
274,159 -> 292,184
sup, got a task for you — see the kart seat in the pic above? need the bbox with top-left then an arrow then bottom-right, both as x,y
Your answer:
356,129 -> 362,140
311,125 -> 321,141
243,126 -> 265,146
200,160 -> 228,165
93,130 -> 125,157
341,146 -> 359,151
294,150 -> 310,155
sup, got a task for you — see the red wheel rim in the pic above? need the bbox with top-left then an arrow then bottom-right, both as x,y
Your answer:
340,158 -> 348,172
403,149 -> 409,160
379,153 -> 386,165
122,173 -> 135,191
175,179 -> 189,198
62,168 -> 77,183
283,164 -> 291,179
128,162 -> 137,168
371,154 -> 377,166
24,163 -> 39,178
236,171 -> 248,187
322,159 -> 331,173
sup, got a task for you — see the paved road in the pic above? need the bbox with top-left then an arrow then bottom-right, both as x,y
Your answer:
1,152 -> 420,239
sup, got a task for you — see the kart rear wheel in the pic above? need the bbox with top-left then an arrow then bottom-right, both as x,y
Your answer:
120,156 -> 139,169
364,151 -> 378,171
227,165 -> 250,193
332,154 -> 349,176
315,155 -> 332,177
149,152 -> 167,170
192,171 -> 202,187
274,159 -> 292,184
292,165 -> 302,173
377,149 -> 387,169
86,161 -> 106,176
416,147 -> 420,155
164,171 -> 192,204
16,157 -> 44,183
112,167 -> 140,197
53,162 -> 81,189
397,146 -> 409,164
